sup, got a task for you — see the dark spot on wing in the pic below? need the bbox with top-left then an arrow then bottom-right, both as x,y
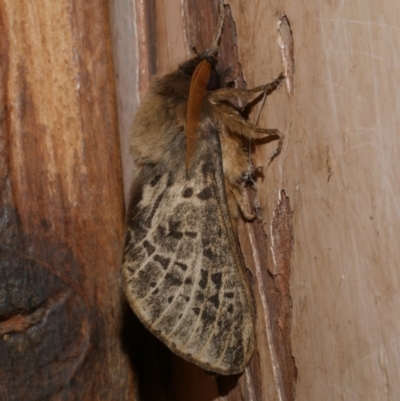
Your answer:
211,273 -> 222,290
202,238 -> 211,247
166,173 -> 174,186
196,292 -> 204,302
199,269 -> 208,289
153,254 -> 170,269
182,187 -> 193,198
126,265 -> 135,274
224,291 -> 234,298
123,230 -> 135,254
185,231 -> 197,238
150,174 -> 161,187
192,307 -> 200,316
154,224 -> 166,243
185,277 -> 192,285
143,240 -> 155,256
227,304 -> 234,313
150,281 -> 157,288
203,248 -> 214,260
136,268 -> 155,296
197,187 -> 212,200
165,272 -> 182,286
167,220 -> 183,239
169,231 -> 183,240
175,261 -> 188,271
127,215 -> 147,242
169,220 -> 181,232
230,343 -> 244,367
168,296 -> 174,304
208,294 -> 219,308
201,307 -> 216,324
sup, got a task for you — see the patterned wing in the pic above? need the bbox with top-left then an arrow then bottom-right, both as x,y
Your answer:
121,120 -> 255,375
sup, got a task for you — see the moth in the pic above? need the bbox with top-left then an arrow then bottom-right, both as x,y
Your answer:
120,3 -> 284,375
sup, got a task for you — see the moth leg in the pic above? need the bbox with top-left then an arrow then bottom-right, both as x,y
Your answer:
228,114 -> 284,140
230,183 -> 256,221
239,126 -> 284,163
247,125 -> 284,163
209,73 -> 285,103
220,110 -> 284,162
268,134 -> 284,163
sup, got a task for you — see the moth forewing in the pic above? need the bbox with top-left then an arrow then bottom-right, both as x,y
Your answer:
121,104 -> 255,374
121,25 -> 283,374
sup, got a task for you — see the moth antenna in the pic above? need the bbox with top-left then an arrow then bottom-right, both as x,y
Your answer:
207,0 -> 225,55
186,60 -> 211,170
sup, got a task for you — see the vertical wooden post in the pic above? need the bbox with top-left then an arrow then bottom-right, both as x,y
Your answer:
0,1 -> 136,399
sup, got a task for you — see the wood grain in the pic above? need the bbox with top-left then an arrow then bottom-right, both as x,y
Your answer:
230,0 -> 400,399
0,1 -> 136,400
113,0 -> 400,399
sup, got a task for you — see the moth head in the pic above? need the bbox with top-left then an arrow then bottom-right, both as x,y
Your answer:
154,53 -> 228,103
178,54 -> 221,91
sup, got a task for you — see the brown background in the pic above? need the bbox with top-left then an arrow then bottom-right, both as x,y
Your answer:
0,0 -> 136,400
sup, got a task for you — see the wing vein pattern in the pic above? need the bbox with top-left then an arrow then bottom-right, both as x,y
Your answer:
121,121 -> 254,374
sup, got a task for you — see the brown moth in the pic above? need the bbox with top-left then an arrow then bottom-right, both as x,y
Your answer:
120,2 -> 284,375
